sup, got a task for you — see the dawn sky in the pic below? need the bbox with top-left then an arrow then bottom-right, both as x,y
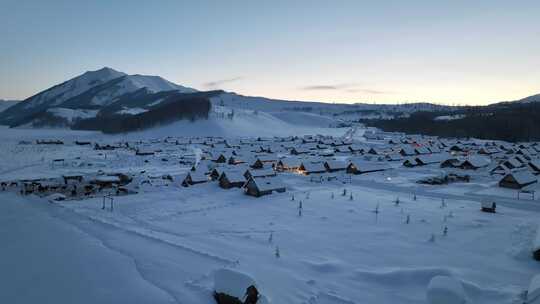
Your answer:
1,0 -> 539,105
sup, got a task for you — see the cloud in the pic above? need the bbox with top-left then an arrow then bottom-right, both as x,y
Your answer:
300,83 -> 393,95
346,89 -> 393,95
300,83 -> 357,91
203,77 -> 243,88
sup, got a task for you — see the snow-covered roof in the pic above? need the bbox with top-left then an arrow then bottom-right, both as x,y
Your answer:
249,176 -> 285,192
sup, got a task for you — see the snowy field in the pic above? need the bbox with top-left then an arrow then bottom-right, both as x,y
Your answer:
1,127 -> 540,304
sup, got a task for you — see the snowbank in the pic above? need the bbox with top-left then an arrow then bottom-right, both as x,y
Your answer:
529,274 -> 540,304
426,276 -> 466,304
214,268 -> 270,304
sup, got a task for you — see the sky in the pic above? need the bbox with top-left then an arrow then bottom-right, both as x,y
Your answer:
1,0 -> 539,105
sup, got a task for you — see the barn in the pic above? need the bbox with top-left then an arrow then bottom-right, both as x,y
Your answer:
498,171 -> 537,189
243,176 -> 286,197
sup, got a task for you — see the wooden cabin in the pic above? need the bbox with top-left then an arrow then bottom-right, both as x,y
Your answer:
218,171 -> 246,189
298,162 -> 327,175
181,171 -> 208,187
347,161 -> 388,175
244,168 -> 276,180
324,160 -> 348,172
498,171 -> 537,189
243,176 -> 286,197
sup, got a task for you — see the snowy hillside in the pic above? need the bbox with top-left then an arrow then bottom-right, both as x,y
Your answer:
128,106 -> 347,138
0,100 -> 18,113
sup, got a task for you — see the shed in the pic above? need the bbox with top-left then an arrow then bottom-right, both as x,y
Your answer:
499,171 -> 537,189
481,201 -> 496,213
243,176 -> 286,197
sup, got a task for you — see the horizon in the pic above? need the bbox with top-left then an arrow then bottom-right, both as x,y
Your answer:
1,1 -> 539,105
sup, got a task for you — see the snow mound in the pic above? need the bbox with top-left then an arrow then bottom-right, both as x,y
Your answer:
426,276 -> 466,304
213,268 -> 270,304
353,266 -> 454,286
46,193 -> 66,201
528,274 -> 540,304
534,226 -> 540,252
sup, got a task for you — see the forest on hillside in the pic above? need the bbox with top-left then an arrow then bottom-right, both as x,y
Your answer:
363,102 -> 540,142
73,96 -> 211,133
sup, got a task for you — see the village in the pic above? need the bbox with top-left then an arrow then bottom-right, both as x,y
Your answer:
1,127 -> 540,304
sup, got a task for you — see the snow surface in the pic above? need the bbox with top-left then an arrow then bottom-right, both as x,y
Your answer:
529,274 -> 540,303
426,276 -> 466,304
434,115 -> 466,121
1,127 -> 539,303
47,107 -> 99,122
117,107 -> 148,115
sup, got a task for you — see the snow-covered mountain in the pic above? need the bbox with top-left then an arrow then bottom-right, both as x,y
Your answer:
516,93 -> 540,103
0,67 -> 197,127
0,100 -> 19,113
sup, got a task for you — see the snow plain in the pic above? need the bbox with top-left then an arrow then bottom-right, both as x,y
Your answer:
1,126 -> 539,304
